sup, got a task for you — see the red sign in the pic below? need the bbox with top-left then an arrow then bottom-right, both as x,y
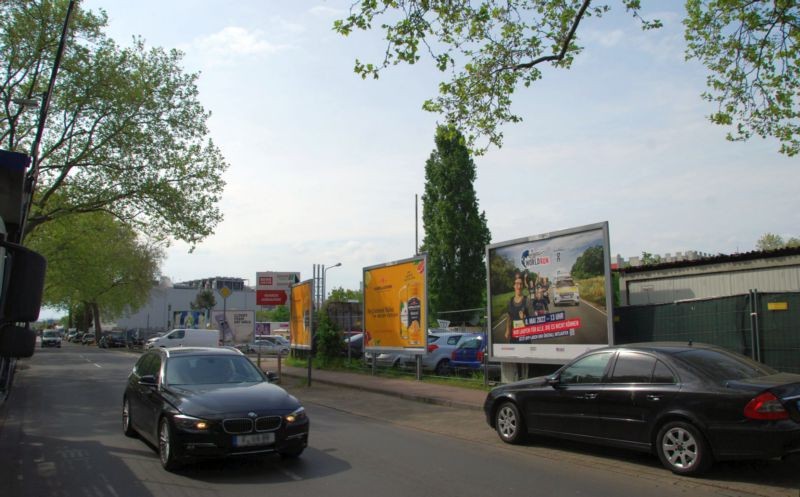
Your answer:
256,289 -> 288,306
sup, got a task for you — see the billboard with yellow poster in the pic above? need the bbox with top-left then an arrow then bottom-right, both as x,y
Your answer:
289,279 -> 313,350
363,255 -> 427,351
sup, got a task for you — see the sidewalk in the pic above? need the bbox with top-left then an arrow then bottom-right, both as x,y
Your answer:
254,356 -> 488,411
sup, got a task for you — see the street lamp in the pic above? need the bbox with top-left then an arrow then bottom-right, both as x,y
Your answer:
323,263 -> 342,302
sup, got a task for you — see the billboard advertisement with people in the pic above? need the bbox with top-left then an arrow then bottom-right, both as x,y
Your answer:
363,255 -> 427,351
486,222 -> 612,363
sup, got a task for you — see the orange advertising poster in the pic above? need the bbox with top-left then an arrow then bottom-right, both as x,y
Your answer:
363,256 -> 427,350
289,280 -> 313,350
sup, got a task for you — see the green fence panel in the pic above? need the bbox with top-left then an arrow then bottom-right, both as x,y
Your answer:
614,292 -> 799,373
757,292 -> 800,374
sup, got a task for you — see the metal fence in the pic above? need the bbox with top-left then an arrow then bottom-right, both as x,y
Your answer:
614,291 -> 799,373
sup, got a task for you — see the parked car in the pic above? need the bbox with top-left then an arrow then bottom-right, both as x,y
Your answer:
244,336 -> 290,356
65,329 -> 79,342
342,332 -> 364,359
122,346 -> 309,471
145,328 -> 219,349
365,351 -> 406,368
484,342 -> 800,475
449,335 -> 501,380
82,333 -> 96,345
99,331 -> 126,348
41,330 -> 62,348
400,331 -> 483,375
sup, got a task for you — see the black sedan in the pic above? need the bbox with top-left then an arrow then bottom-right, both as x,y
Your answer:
122,347 -> 309,471
484,342 -> 800,475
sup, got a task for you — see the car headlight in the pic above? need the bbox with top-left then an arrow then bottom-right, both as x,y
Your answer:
173,414 -> 210,432
284,406 -> 306,424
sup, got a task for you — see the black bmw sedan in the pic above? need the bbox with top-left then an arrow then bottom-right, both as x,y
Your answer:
123,346 -> 309,471
484,342 -> 800,475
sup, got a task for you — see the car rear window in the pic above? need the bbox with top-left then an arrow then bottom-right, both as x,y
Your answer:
674,348 -> 776,381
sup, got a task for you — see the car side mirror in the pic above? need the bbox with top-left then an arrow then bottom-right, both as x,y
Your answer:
265,371 -> 279,383
546,375 -> 560,387
139,375 -> 157,386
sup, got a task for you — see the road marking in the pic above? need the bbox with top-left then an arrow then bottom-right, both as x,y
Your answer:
94,363 -> 102,368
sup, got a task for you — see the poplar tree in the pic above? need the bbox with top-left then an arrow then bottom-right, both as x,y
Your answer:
421,125 -> 491,321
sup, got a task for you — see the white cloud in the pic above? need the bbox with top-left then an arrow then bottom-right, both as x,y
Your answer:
583,28 -> 625,47
309,5 -> 343,17
186,26 -> 292,66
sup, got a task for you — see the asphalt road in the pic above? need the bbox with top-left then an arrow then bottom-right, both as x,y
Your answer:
0,344 -> 798,497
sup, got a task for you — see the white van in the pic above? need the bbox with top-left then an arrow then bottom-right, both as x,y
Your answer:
145,328 -> 220,349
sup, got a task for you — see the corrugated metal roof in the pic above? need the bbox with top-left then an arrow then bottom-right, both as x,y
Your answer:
615,246 -> 800,275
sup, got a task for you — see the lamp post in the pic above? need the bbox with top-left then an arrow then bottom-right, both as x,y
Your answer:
323,262 -> 342,303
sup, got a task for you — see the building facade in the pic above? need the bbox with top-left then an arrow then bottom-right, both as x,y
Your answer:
616,248 -> 800,306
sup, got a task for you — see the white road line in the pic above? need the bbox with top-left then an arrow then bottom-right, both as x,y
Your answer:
94,363 -> 102,368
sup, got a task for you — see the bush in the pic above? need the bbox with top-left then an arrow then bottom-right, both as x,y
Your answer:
315,308 -> 342,365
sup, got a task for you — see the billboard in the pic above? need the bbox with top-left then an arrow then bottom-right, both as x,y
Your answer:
289,280 -> 313,350
256,271 -> 300,306
363,255 -> 427,351
210,310 -> 255,345
487,222 -> 612,363
172,310 -> 208,329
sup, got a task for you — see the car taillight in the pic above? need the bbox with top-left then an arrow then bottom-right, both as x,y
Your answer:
744,392 -> 789,420
427,344 -> 438,353
451,350 -> 457,360
477,350 -> 484,362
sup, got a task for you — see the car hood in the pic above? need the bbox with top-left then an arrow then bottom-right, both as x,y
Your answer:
164,382 -> 300,417
726,373 -> 800,398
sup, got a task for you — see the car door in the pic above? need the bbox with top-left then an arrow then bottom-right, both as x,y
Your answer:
128,353 -> 154,431
522,351 -> 614,437
596,352 -> 680,445
136,352 -> 165,439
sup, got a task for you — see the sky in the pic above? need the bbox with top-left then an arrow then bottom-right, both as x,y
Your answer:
76,0 -> 799,296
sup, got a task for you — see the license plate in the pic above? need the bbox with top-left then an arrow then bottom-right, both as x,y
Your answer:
233,432 -> 275,447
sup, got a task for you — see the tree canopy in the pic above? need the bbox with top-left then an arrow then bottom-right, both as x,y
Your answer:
328,286 -> 362,302
571,245 -> 604,279
756,232 -> 800,251
26,210 -> 161,334
0,0 -> 227,245
335,1 -> 799,155
190,289 -> 217,315
421,124 -> 491,319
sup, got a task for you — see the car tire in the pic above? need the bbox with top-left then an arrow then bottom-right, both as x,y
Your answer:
656,421 -> 712,476
434,359 -> 450,376
159,417 -> 182,471
495,401 -> 526,444
279,446 -> 305,459
122,398 -> 137,438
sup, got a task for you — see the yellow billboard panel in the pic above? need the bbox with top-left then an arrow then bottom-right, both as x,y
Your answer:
363,256 -> 427,350
290,280 -> 313,350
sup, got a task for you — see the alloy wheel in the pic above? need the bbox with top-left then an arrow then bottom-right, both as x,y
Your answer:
661,425 -> 698,470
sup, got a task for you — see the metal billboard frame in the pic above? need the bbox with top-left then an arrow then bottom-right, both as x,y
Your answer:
485,221 -> 613,365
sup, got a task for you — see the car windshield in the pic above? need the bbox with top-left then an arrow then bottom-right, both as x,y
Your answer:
165,355 -> 264,385
556,279 -> 574,287
674,348 -> 777,382
43,331 -> 58,338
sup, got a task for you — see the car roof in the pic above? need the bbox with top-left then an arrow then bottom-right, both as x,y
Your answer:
162,347 -> 243,358
430,331 -> 481,338
600,342 -> 728,355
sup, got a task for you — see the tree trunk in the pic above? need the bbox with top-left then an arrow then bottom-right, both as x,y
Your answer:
91,302 -> 102,340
